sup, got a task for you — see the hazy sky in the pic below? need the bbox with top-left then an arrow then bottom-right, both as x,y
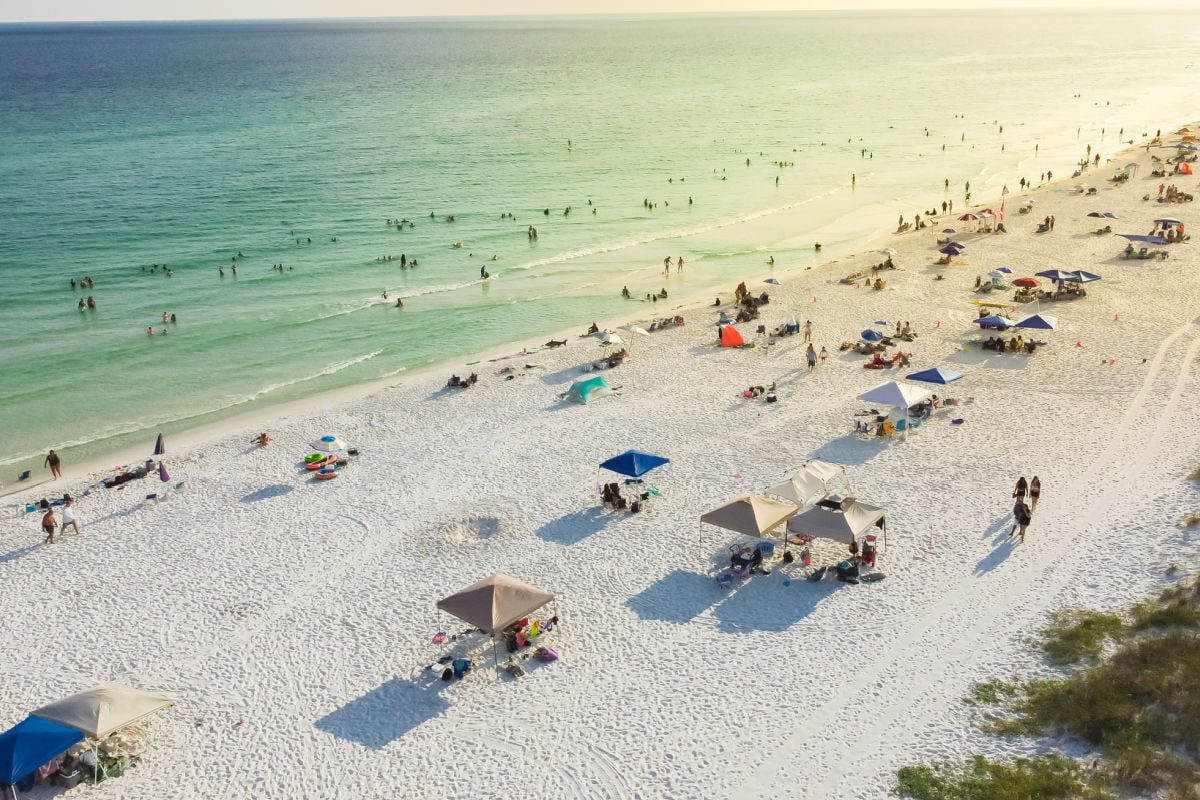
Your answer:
0,0 -> 1182,24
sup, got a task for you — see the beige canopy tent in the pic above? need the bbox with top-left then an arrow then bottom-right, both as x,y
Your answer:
785,497 -> 887,550
31,683 -> 172,783
699,494 -> 799,553
437,573 -> 556,662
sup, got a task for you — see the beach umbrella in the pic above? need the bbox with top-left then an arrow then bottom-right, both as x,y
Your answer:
973,315 -> 1014,330
619,324 -> 649,338
1015,313 -> 1058,330
598,332 -> 623,347
764,278 -> 781,285
1153,218 -> 1181,226
312,435 -> 346,452
158,461 -> 169,483
1068,270 -> 1101,283
994,266 -> 1013,274
907,366 -> 964,384
879,248 -> 897,256
1012,277 -> 1041,288
938,245 -> 962,255
941,228 -> 957,234
987,270 -> 1007,282
153,433 -> 165,456
599,449 -> 670,478
860,329 -> 885,342
1036,269 -> 1077,283
958,213 -> 978,221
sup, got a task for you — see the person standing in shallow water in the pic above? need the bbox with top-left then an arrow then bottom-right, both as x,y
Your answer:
45,449 -> 62,479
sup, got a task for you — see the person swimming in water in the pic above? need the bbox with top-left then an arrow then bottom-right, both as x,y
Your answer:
79,299 -> 86,310
86,296 -> 96,308
395,298 -> 404,308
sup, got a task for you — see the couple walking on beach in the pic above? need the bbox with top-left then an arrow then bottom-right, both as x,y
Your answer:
41,497 -> 81,544
1010,476 -> 1041,542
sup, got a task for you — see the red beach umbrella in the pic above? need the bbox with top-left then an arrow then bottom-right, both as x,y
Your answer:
1012,277 -> 1041,288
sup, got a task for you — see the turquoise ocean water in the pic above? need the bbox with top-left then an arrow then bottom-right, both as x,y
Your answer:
2,12 -> 1198,477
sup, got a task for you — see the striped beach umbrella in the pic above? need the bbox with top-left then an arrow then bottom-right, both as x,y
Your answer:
153,433 -> 165,455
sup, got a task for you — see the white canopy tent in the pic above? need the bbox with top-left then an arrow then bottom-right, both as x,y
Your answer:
857,381 -> 932,439
766,460 -> 852,508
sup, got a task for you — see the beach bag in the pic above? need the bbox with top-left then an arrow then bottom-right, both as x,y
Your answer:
535,647 -> 559,663
452,658 -> 472,679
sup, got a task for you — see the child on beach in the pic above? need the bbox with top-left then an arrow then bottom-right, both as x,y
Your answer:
60,497 -> 81,535
42,507 -> 57,543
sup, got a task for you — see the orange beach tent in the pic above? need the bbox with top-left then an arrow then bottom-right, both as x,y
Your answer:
720,325 -> 745,347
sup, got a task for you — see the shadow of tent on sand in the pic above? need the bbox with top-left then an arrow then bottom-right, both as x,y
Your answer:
315,677 -> 451,749
534,506 -> 615,546
712,576 -> 841,634
626,569 -> 721,624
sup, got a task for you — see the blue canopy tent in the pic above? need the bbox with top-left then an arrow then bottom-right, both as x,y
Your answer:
907,366 -> 964,384
599,450 -> 670,478
1116,233 -> 1167,245
973,315 -> 1014,330
1067,270 -> 1101,283
0,716 -> 83,792
1035,269 -> 1077,283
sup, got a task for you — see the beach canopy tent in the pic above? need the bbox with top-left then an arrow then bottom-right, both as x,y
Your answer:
31,683 -> 173,742
1015,313 -> 1058,330
564,376 -> 613,404
1153,218 -> 1182,227
857,380 -> 932,410
699,495 -> 798,551
312,435 -> 346,452
719,325 -> 745,347
974,315 -> 1014,330
786,497 -> 887,549
766,460 -> 851,508
1068,270 -> 1101,283
1117,233 -> 1167,245
436,573 -> 555,636
599,449 -> 669,478
0,716 -> 84,787
906,366 -> 964,384
1035,269 -> 1078,283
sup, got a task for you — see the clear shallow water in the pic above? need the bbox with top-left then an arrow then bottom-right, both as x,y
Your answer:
2,11 -> 1198,476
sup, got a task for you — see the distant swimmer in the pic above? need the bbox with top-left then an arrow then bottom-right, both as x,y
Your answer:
170,313 -> 177,323
87,296 -> 96,308
382,291 -> 389,300
480,266 -> 487,279
160,328 -> 168,335
78,299 -> 86,309
395,298 -> 404,308
622,286 -> 631,299
219,266 -> 225,276
147,327 -> 153,335
163,312 -> 169,322
814,243 -> 822,251
768,256 -> 774,266
400,254 -> 406,267
544,208 -> 550,216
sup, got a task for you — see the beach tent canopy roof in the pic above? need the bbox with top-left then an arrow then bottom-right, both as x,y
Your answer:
1068,270 -> 1101,283
973,315 -> 1014,329
1015,313 -> 1058,330
700,495 -> 798,537
436,573 -> 555,636
906,366 -> 964,384
32,683 -> 173,740
1035,269 -> 1078,283
785,498 -> 886,545
1117,233 -> 1167,245
599,449 -> 669,478
565,375 -> 613,404
1153,218 -> 1182,225
312,435 -> 346,451
0,716 -> 85,785
719,325 -> 745,347
857,380 -> 932,409
766,460 -> 845,508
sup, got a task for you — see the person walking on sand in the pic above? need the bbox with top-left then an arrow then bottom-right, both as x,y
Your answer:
1029,476 -> 1042,510
1010,498 -> 1032,542
60,496 -> 81,535
42,506 -> 57,544
45,449 -> 62,480
803,320 -> 813,342
1013,476 -> 1028,503
806,344 -> 817,372
819,346 -> 829,364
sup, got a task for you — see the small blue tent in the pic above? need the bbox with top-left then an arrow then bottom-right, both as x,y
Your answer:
564,376 -> 613,404
0,716 -> 84,786
907,366 -> 964,384
599,450 -> 670,478
861,329 -> 884,342
973,315 -> 1014,330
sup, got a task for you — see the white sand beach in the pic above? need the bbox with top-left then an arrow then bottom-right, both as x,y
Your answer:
2,129 -> 1199,799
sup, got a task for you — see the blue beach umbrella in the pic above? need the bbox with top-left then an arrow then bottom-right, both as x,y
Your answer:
153,433 -> 165,455
860,329 -> 885,342
907,366 -> 964,384
764,278 -> 780,285
0,716 -> 84,785
1015,313 -> 1058,330
994,266 -> 1013,274
938,245 -> 962,255
973,315 -> 1014,330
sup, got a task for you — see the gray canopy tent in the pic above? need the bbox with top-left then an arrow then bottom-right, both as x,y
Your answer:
436,573 -> 556,663
785,497 -> 888,552
699,495 -> 799,555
